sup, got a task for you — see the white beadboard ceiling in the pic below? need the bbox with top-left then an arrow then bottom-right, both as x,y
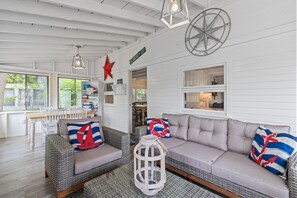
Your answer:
0,0 -> 225,63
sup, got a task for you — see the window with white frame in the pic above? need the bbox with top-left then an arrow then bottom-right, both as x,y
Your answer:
181,65 -> 226,114
0,72 -> 49,111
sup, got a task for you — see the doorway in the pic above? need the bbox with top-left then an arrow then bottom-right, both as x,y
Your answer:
131,68 -> 147,136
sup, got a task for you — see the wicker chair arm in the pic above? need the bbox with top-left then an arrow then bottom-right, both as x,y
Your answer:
45,134 -> 75,191
102,126 -> 130,158
135,125 -> 147,144
288,152 -> 297,197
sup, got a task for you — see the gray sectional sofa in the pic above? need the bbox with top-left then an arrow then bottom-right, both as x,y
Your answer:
135,113 -> 297,198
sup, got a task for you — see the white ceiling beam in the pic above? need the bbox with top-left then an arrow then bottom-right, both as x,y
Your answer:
190,0 -> 208,8
0,49 -> 111,54
0,56 -> 101,63
40,0 -> 164,27
124,0 -> 162,12
0,53 -> 105,60
0,21 -> 136,42
0,0 -> 156,33
0,42 -> 119,51
0,10 -> 146,38
0,33 -> 126,47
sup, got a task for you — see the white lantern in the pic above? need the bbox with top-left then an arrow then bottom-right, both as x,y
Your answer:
134,135 -> 168,195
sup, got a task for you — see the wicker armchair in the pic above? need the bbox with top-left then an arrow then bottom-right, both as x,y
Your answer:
45,117 -> 130,198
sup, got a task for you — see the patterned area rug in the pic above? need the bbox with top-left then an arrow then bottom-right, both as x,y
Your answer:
82,162 -> 222,198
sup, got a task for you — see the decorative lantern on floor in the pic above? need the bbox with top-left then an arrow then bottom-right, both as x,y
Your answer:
134,135 -> 168,195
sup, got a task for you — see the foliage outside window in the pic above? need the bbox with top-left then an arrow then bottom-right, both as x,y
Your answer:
58,77 -> 87,108
133,89 -> 147,102
1,72 -> 48,111
182,65 -> 226,115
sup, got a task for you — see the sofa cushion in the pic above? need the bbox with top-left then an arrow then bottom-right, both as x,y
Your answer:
188,116 -> 228,151
249,127 -> 297,177
162,114 -> 189,140
212,151 -> 289,198
58,117 -> 104,142
159,137 -> 186,149
168,142 -> 224,173
228,119 -> 290,155
74,143 -> 122,174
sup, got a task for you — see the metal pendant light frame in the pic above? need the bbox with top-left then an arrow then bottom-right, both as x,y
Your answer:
72,45 -> 85,70
161,0 -> 190,29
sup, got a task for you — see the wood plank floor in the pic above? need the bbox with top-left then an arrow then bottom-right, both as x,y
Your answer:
0,135 -> 221,198
0,135 -> 69,198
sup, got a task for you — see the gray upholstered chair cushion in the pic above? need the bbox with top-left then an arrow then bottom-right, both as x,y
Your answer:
212,151 -> 289,198
228,119 -> 290,155
159,137 -> 186,149
162,113 -> 189,140
188,116 -> 228,151
168,142 -> 224,173
58,117 -> 104,142
74,143 -> 122,174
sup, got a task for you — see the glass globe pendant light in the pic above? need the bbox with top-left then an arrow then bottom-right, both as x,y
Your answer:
72,45 -> 85,70
161,0 -> 190,29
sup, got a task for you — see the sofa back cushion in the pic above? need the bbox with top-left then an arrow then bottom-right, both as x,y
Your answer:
228,119 -> 290,155
58,117 -> 103,142
188,116 -> 228,151
162,113 -> 189,140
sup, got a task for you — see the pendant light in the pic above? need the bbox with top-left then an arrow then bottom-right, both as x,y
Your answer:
161,0 -> 190,29
72,45 -> 84,69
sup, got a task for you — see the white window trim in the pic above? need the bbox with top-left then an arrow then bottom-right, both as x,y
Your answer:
180,62 -> 228,118
104,82 -> 115,106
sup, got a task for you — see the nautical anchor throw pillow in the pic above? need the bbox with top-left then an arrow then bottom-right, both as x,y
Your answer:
147,118 -> 171,138
67,122 -> 104,151
249,127 -> 297,177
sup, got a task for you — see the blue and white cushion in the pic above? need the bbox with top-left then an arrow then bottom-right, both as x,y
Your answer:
67,122 -> 104,151
147,118 -> 171,138
249,127 -> 297,177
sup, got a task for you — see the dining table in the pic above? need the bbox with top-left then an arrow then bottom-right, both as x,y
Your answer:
25,111 -> 96,150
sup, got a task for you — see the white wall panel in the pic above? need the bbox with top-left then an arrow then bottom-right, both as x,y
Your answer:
35,62 -> 53,71
6,113 -> 26,137
99,0 -> 296,133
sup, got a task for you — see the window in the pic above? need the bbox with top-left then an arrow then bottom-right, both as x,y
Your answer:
133,89 -> 147,102
104,83 -> 114,104
58,77 -> 88,108
1,72 -> 48,111
181,65 -> 226,115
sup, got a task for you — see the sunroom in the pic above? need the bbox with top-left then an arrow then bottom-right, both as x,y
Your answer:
0,0 -> 296,197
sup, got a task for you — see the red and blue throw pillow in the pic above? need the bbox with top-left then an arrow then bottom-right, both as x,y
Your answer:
249,127 -> 297,177
67,122 -> 104,151
147,118 -> 171,138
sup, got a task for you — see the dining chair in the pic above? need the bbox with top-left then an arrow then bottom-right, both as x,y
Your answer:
41,109 -> 67,143
67,107 -> 88,119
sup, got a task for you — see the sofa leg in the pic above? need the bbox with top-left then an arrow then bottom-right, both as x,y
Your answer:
56,183 -> 85,198
45,170 -> 48,178
57,191 -> 66,198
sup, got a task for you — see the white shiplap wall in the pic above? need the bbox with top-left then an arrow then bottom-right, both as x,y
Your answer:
98,0 -> 296,133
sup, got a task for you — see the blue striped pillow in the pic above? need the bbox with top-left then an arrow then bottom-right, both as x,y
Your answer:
249,127 -> 296,177
147,118 -> 171,138
67,122 -> 104,151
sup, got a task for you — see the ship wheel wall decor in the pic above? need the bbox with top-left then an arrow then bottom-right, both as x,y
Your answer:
185,8 -> 231,56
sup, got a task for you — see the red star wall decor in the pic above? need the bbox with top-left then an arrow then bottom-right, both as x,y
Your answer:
103,55 -> 115,80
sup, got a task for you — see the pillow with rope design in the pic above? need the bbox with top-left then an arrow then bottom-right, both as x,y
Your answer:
147,118 -> 171,138
249,126 -> 297,177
